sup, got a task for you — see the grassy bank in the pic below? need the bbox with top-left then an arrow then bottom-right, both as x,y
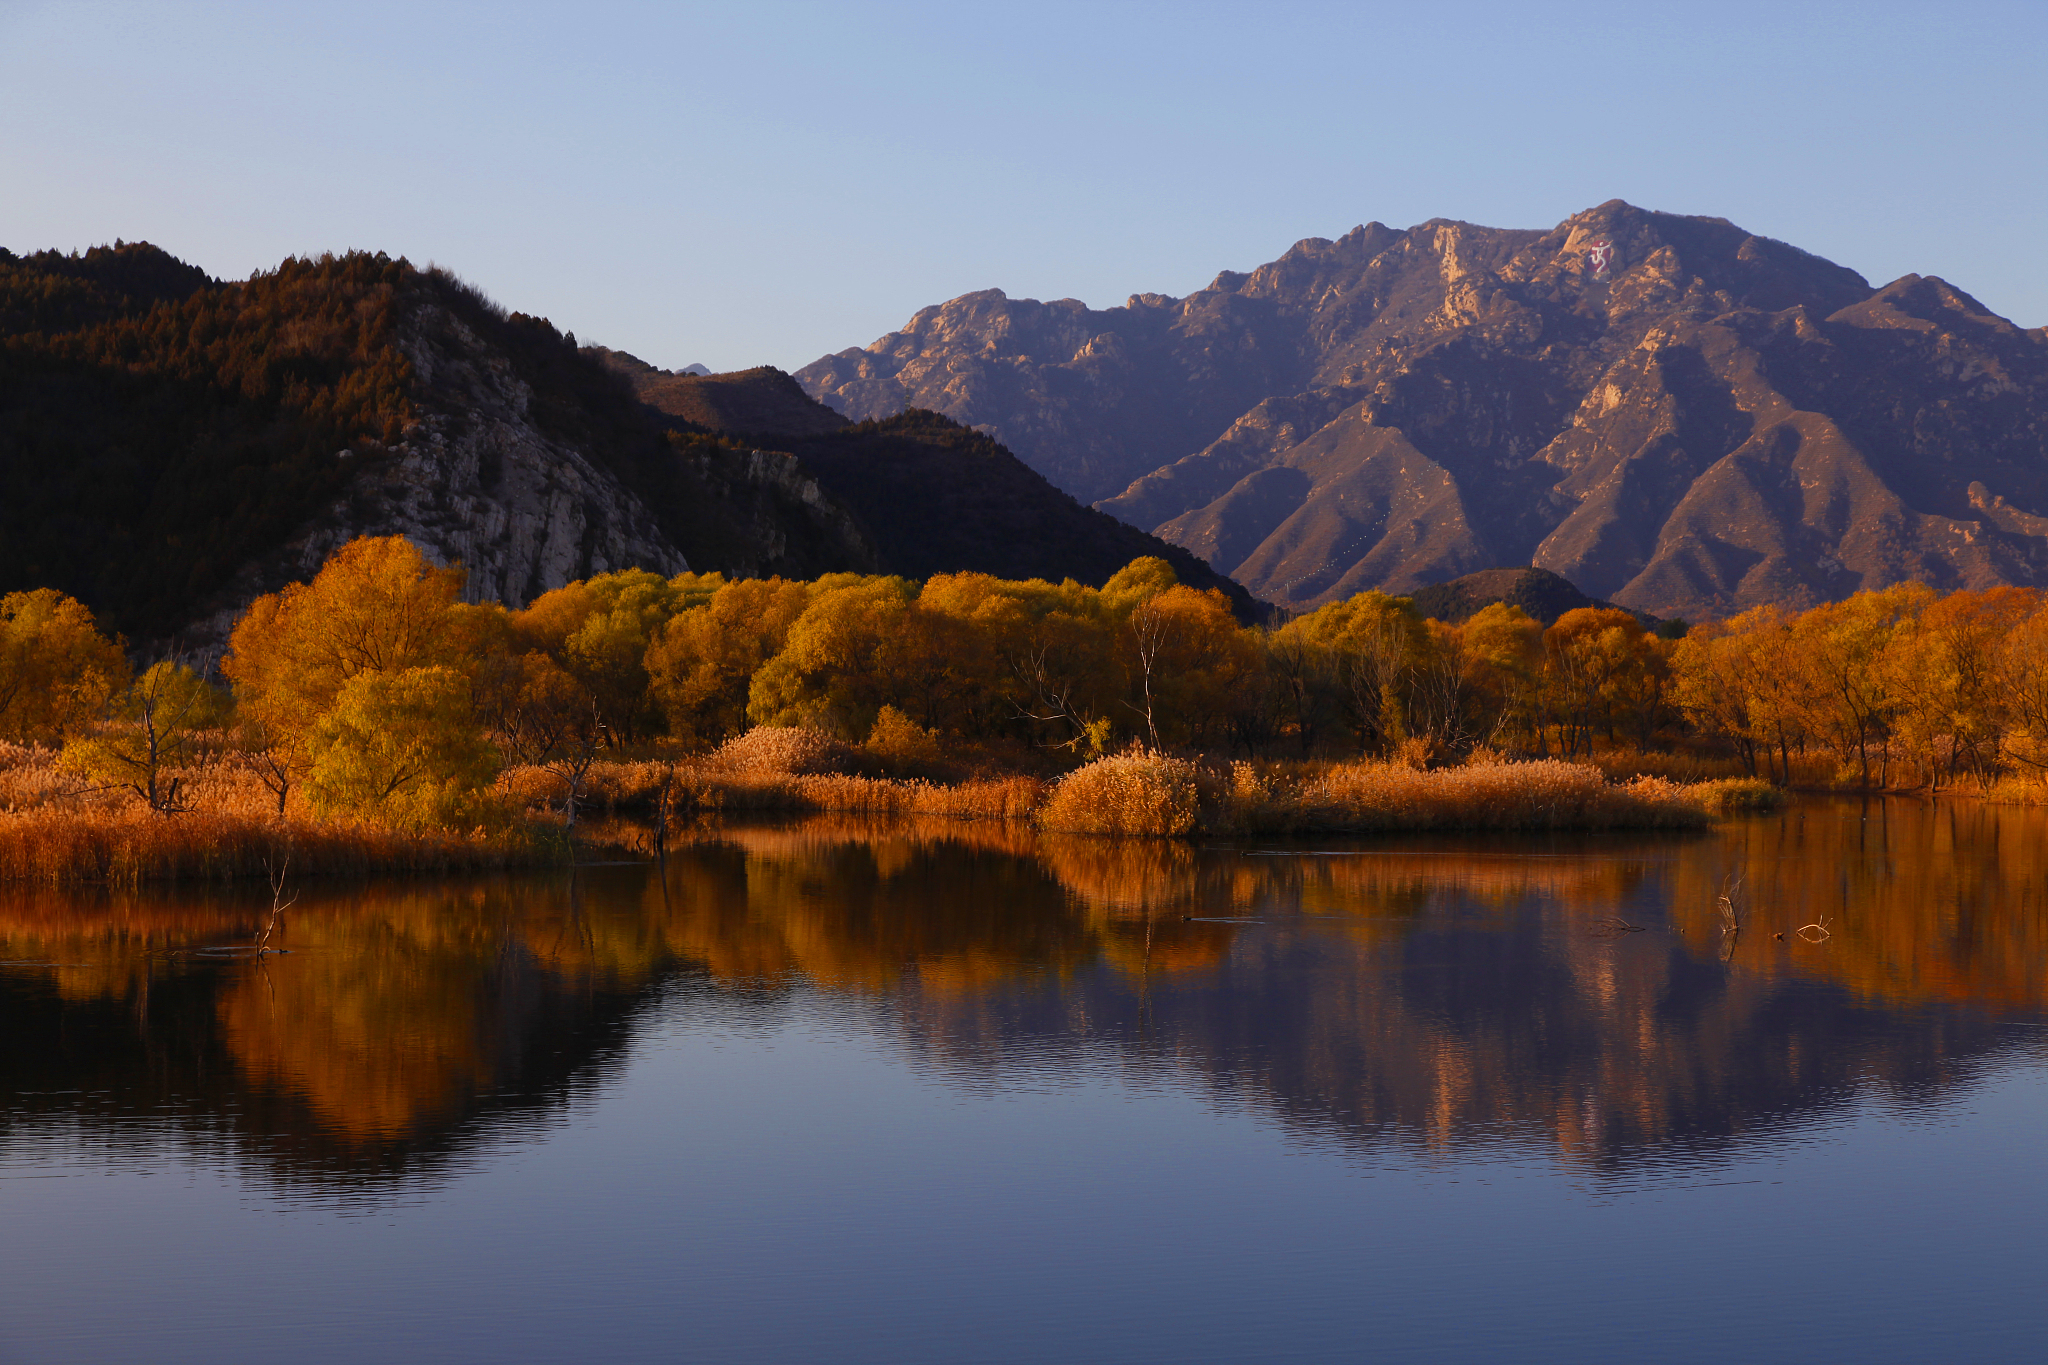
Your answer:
0,744 -> 559,886
542,731 -> 1783,840
0,805 -> 558,887
1,727 -> 1785,885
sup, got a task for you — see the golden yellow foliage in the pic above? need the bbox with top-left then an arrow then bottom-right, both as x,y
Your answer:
222,535 -> 467,731
0,589 -> 129,743
746,576 -> 924,736
645,576 -> 815,745
306,666 -> 500,831
60,661 -> 228,813
864,705 -> 944,776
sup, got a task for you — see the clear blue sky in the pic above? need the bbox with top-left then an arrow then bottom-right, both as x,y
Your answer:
4,0 -> 2042,373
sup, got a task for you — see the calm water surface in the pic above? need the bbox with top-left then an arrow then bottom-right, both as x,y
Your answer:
4,797 -> 2047,1363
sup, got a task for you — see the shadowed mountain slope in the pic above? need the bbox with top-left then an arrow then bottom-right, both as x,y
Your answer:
0,244 -> 882,641
606,356 -> 1260,617
590,351 -> 850,438
1404,567 -> 1613,627
798,202 -> 2048,620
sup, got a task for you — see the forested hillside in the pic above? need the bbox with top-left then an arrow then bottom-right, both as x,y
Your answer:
1,245 -> 1255,642
0,245 -> 407,634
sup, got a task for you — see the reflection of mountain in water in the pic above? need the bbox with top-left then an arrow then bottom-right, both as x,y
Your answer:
3,800 -> 2045,1191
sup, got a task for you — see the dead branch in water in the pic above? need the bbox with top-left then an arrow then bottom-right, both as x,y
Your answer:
1587,915 -> 1647,937
1717,873 -> 1745,933
1796,913 -> 1834,943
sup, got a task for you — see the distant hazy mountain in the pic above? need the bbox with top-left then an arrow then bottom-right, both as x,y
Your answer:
797,201 -> 2048,620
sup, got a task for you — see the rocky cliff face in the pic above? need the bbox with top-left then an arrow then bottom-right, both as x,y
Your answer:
176,297 -> 687,646
798,202 -> 2048,619
181,301 -> 886,648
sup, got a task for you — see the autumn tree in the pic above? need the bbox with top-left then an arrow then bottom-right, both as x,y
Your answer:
305,666 -> 499,830
222,535 -> 468,730
1119,585 -> 1254,749
921,573 -> 1118,753
0,589 -> 129,743
645,576 -> 817,746
1993,596 -> 2048,777
1783,584 -> 1931,787
516,569 -> 719,744
1455,603 -> 1544,752
221,536 -> 503,829
1539,608 -> 1670,755
746,577 -> 926,738
1884,587 -> 2038,787
1281,592 -> 1427,756
61,661 -> 228,814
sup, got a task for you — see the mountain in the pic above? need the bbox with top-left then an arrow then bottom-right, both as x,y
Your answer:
0,244 -> 886,642
797,201 -> 2048,620
0,244 -> 1254,643
602,355 -> 1261,617
1404,567 -> 1615,628
589,352 -> 851,438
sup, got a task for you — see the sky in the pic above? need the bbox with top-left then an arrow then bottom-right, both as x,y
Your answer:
3,0 -> 2043,373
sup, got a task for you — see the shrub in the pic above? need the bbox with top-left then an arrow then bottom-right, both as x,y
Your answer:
864,705 -> 945,777
1690,777 -> 1787,814
709,726 -> 859,777
1039,749 -> 1202,836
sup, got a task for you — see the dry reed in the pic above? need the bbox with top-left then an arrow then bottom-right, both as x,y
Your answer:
0,745 -> 560,886
1584,746 -> 1752,784
1985,773 -> 2048,806
5,722 -> 1767,885
1038,750 -> 1202,836
0,803 -> 558,887
501,727 -> 1043,828
1249,759 -> 1715,835
1688,777 -> 1787,814
1039,752 -> 1721,837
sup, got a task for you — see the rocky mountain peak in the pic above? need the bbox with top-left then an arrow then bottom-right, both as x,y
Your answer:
798,204 -> 2048,622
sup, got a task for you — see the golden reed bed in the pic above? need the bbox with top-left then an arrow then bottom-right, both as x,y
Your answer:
0,731 -> 1772,885
1034,751 -> 1756,837
0,744 -> 555,886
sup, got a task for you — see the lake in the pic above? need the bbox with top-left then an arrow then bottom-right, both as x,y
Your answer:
4,797 -> 2047,1363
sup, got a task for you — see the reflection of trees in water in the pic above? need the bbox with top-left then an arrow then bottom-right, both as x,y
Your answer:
3,798 -> 2046,1188
0,877 -> 661,1194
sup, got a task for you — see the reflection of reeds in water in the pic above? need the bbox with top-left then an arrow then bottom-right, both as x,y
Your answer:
10,797 -> 2048,1179
1666,797 -> 2048,1010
